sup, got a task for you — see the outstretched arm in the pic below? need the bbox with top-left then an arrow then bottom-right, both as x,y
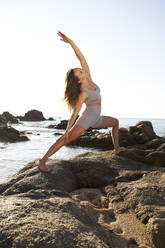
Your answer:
58,91 -> 88,143
65,91 -> 88,133
57,31 -> 91,79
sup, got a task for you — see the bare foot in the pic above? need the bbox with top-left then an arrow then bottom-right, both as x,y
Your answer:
114,146 -> 127,155
36,159 -> 50,172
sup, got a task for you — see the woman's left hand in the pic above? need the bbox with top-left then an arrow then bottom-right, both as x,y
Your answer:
57,31 -> 72,43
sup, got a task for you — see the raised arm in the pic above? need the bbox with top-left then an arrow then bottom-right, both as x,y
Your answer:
57,31 -> 91,79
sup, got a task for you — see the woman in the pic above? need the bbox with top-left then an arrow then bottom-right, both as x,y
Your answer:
36,31 -> 126,172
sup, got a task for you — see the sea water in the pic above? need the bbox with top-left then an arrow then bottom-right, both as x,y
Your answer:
0,117 -> 164,183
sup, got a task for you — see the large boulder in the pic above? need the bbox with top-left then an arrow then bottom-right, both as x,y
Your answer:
54,119 -> 68,129
0,115 -> 8,127
16,109 -> 46,121
68,129 -> 114,149
0,111 -> 19,124
68,121 -> 158,149
0,125 -> 29,142
0,150 -> 165,247
119,148 -> 165,167
66,121 -> 165,167
128,121 -> 157,143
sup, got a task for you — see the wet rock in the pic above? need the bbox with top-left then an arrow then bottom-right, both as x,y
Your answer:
25,131 -> 33,134
0,115 -> 7,127
46,116 -> 80,129
46,124 -> 57,129
54,132 -> 63,135
0,125 -> 29,142
46,119 -> 68,129
47,117 -> 54,120
55,119 -> 68,129
0,111 -> 19,124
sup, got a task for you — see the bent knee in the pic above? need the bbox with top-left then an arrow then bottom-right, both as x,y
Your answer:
62,133 -> 76,145
113,118 -> 119,127
116,118 -> 119,125
66,131 -> 84,144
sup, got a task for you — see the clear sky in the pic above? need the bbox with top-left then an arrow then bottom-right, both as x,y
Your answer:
0,0 -> 164,119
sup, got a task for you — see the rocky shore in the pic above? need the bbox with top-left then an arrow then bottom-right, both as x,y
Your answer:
66,121 -> 165,168
0,124 -> 165,247
0,110 -> 165,247
0,110 -> 54,142
0,110 -> 54,124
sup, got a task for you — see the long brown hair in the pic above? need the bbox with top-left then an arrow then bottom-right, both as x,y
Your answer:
62,68 -> 81,112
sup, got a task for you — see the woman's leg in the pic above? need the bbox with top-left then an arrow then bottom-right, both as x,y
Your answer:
37,124 -> 86,171
92,115 -> 127,155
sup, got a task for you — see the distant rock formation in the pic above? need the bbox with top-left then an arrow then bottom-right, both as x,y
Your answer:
46,116 -> 80,129
47,117 -> 55,121
48,119 -> 68,129
0,111 -> 19,124
0,149 -> 165,247
16,109 -> 46,121
0,113 -> 29,142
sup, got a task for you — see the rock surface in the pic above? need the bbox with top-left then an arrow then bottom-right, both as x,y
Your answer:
47,117 -> 55,121
0,125 -> 29,142
0,111 -> 19,124
46,116 -> 80,130
0,115 -> 7,127
0,149 -> 165,248
67,121 -> 165,168
16,109 -> 46,121
68,121 -> 158,149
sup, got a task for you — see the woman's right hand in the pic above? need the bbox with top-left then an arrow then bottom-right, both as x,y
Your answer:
57,31 -> 72,43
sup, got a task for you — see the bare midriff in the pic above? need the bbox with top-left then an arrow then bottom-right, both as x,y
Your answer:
86,101 -> 101,106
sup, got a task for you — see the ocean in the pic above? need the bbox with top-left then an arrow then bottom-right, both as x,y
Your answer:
0,116 -> 164,183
